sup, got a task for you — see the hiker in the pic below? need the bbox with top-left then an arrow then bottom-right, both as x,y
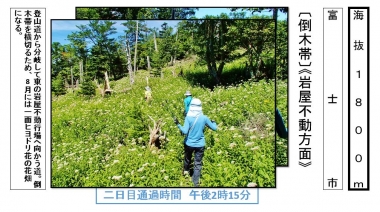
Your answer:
145,86 -> 152,102
275,108 -> 288,139
183,90 -> 192,117
174,98 -> 217,187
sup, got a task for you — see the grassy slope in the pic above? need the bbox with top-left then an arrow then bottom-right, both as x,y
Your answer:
52,58 -> 287,187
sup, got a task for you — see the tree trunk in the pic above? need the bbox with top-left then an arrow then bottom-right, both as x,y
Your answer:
174,30 -> 178,64
171,8 -> 176,19
217,61 -> 225,80
70,66 -> 73,89
191,32 -> 194,50
147,56 -> 151,70
83,57 -> 86,77
104,71 -> 111,90
217,20 -> 225,81
256,57 -> 266,78
153,31 -> 158,52
103,71 -> 113,95
207,20 -> 219,84
134,21 -> 139,73
248,46 -> 254,78
244,62 -> 249,78
79,61 -> 81,84
126,39 -> 134,85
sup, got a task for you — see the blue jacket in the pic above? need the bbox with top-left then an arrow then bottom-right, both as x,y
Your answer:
177,114 -> 217,147
275,108 -> 288,139
183,96 -> 192,115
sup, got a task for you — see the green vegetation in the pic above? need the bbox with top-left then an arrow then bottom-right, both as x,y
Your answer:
52,11 -> 288,187
52,63 -> 286,187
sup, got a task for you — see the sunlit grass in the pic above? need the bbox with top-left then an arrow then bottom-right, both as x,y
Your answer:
52,59 -> 287,187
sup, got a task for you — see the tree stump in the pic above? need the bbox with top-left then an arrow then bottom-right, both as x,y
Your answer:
147,115 -> 167,149
103,71 -> 113,96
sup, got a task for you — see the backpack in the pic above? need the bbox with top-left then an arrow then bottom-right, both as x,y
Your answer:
183,97 -> 192,117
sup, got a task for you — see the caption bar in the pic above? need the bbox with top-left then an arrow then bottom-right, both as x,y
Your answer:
96,188 -> 259,204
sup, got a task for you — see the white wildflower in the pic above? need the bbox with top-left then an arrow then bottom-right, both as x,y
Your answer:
251,146 -> 260,151
112,176 -> 122,181
229,143 -> 236,148
245,142 -> 254,147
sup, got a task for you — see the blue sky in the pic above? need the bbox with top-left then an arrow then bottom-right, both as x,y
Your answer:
52,8 -> 287,46
51,20 -> 180,46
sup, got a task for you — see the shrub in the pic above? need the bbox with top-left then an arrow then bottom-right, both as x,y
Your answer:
79,77 -> 96,97
52,73 -> 66,96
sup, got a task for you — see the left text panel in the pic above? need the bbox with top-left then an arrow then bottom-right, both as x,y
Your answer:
10,8 -> 46,190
